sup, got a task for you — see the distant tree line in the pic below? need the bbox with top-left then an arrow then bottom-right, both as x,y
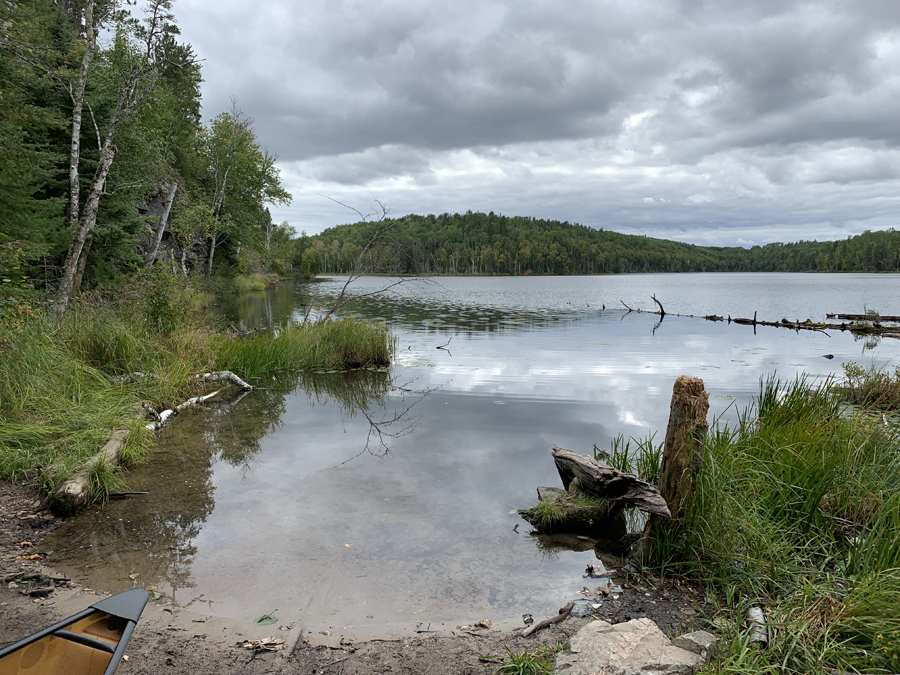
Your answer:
0,0 -> 291,313
293,212 -> 900,276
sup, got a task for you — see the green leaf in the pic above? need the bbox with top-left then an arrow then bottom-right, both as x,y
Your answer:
253,613 -> 278,626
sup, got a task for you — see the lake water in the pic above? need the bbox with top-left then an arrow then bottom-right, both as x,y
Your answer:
43,274 -> 900,639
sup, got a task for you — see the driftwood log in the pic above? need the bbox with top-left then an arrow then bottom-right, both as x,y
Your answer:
552,447 -> 671,518
192,370 -> 255,391
54,429 -> 131,515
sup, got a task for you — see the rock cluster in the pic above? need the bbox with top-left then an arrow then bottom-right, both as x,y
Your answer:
556,618 -> 717,675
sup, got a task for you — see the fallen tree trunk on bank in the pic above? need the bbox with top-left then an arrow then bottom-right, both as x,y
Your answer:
54,429 -> 131,515
53,371 -> 255,513
145,390 -> 221,432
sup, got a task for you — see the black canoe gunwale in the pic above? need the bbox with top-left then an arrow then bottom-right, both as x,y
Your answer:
0,588 -> 148,675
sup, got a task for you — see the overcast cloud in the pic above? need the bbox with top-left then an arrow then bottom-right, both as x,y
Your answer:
175,0 -> 900,245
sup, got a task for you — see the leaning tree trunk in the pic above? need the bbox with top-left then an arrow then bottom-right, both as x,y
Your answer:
146,181 -> 178,267
641,376 -> 709,546
56,142 -> 118,312
71,232 -> 92,296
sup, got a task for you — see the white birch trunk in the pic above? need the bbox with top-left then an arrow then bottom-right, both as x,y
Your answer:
146,181 -> 178,267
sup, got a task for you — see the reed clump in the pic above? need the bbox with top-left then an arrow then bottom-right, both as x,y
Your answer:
215,318 -> 395,379
838,361 -> 900,410
0,279 -> 395,502
645,376 -> 900,674
232,273 -> 279,293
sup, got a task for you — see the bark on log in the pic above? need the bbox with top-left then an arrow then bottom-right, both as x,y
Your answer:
54,429 -> 129,514
192,371 -> 255,391
146,390 -> 221,432
551,447 -> 671,517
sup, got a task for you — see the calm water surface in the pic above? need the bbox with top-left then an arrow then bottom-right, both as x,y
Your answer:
44,274 -> 900,638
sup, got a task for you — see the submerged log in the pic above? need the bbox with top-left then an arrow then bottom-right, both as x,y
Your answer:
551,447 -> 671,518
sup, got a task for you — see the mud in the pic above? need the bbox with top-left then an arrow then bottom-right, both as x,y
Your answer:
1,480 -> 716,674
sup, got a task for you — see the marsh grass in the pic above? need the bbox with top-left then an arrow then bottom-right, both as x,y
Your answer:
595,433 -> 663,483
0,286 -> 395,502
216,318 -> 395,379
233,273 -> 279,293
839,361 -> 900,410
644,375 -> 900,674
526,493 -> 611,531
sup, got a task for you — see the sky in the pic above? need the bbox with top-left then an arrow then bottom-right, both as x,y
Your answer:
173,0 -> 900,247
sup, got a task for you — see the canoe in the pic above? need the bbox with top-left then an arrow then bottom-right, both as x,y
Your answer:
0,588 -> 148,675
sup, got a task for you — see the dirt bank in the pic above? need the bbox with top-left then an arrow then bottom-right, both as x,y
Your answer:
1,481 -> 715,674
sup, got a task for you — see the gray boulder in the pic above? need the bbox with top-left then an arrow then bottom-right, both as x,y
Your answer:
555,618 -> 715,675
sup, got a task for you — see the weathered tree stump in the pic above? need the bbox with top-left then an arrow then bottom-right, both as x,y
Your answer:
552,447 -> 671,517
641,376 -> 709,546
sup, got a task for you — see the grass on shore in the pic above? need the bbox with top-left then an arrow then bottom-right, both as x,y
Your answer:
0,282 -> 395,502
643,375 -> 900,674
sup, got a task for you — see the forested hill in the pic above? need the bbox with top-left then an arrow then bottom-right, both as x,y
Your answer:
297,212 -> 900,276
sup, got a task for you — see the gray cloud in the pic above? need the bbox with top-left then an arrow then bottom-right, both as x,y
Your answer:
175,0 -> 900,245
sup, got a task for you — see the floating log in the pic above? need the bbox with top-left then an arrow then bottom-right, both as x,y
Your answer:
551,447 -> 671,518
827,313 -> 900,322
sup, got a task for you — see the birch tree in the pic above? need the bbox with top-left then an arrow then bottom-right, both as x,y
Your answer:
54,0 -> 182,313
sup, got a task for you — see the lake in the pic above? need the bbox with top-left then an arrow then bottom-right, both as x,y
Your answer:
42,273 -> 900,639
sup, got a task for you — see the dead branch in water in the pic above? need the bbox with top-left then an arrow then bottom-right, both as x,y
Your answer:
651,294 -> 665,316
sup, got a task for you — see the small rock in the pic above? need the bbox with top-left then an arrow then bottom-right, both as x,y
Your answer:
672,631 -> 718,659
569,600 -> 596,618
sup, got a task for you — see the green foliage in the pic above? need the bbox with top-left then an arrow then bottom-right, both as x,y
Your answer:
0,285 -> 394,502
297,214 -> 900,276
839,361 -> 900,410
595,433 -> 663,483
215,318 -> 395,379
493,644 -> 563,675
646,375 -> 900,674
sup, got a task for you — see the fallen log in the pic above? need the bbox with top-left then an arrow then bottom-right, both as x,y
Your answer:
192,370 -> 255,391
551,447 -> 671,518
523,602 -> 575,637
146,390 -> 221,432
827,313 -> 900,322
54,429 -> 130,515
518,486 -> 626,536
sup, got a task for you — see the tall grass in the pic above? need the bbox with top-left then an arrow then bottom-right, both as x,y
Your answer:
216,318 -> 395,378
645,376 -> 900,674
0,280 -> 395,503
